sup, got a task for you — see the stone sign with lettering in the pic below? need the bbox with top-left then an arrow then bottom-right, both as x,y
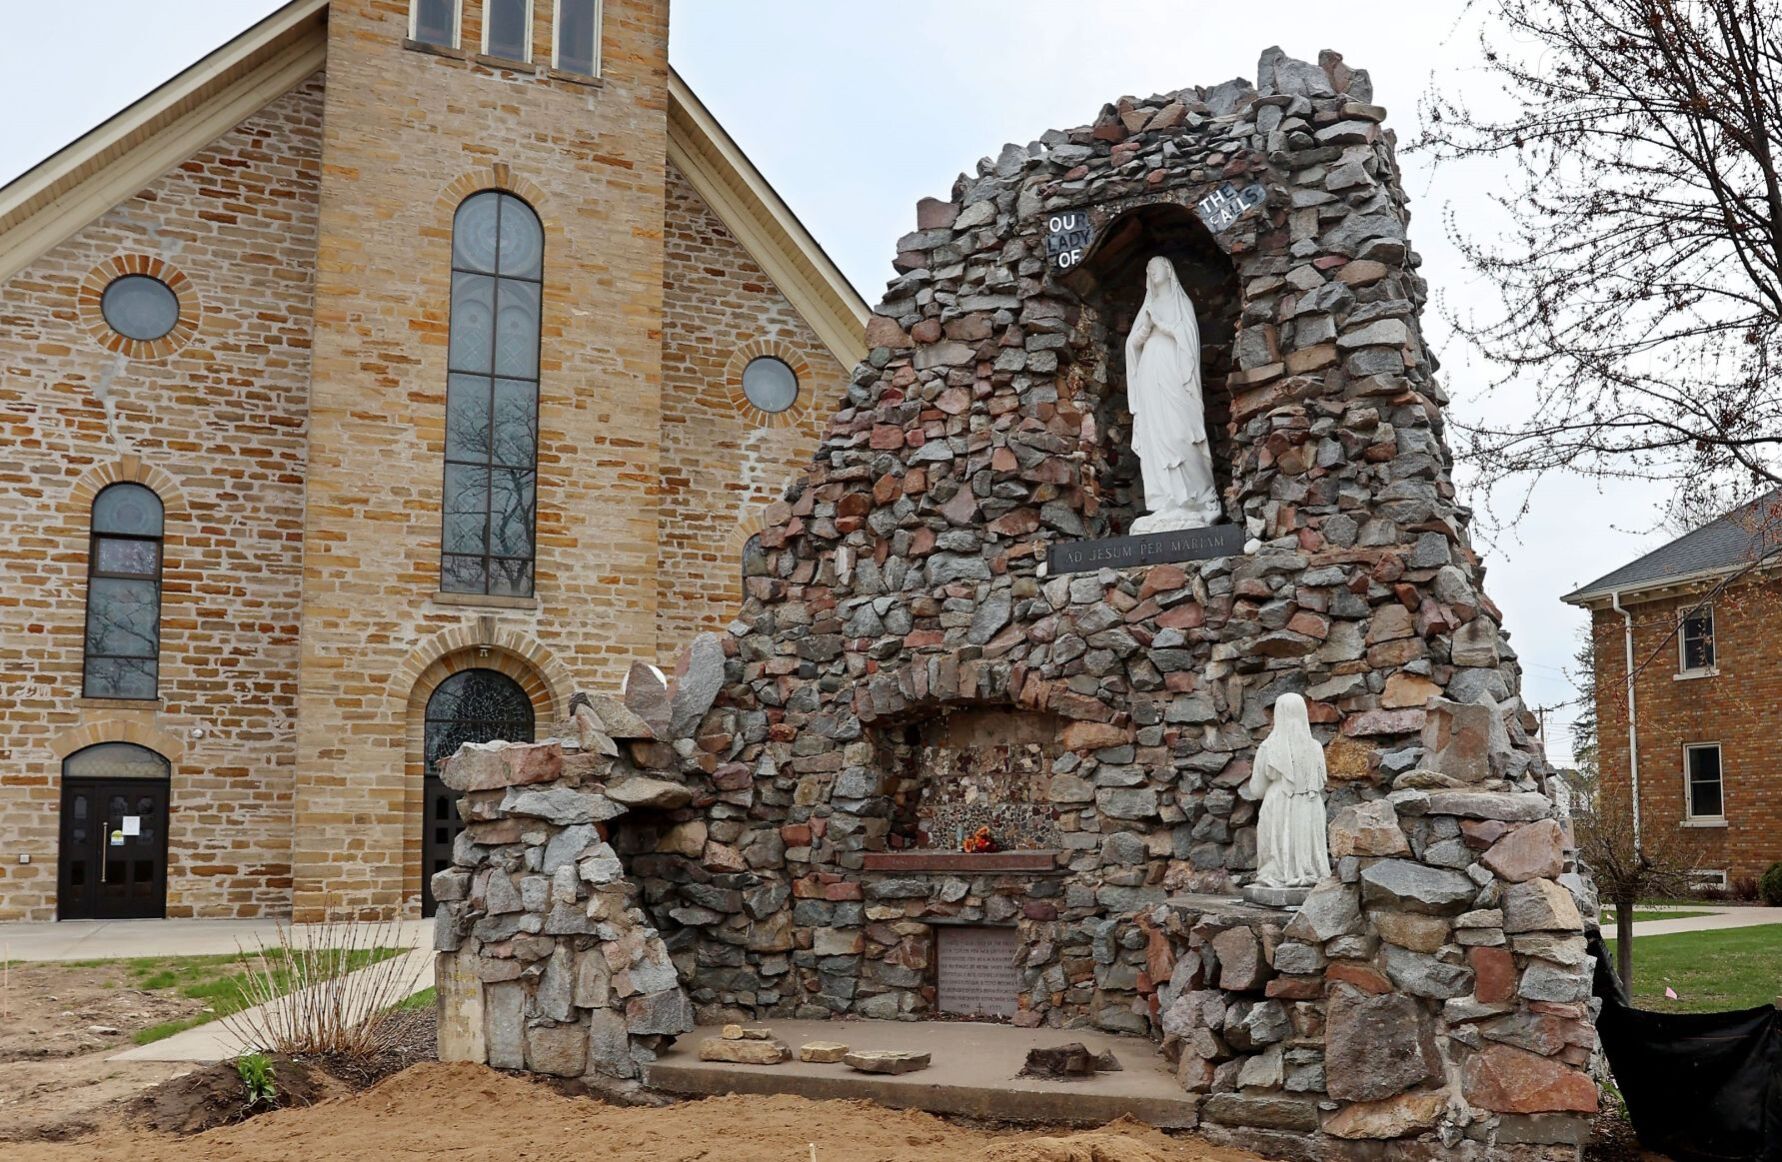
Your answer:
1196,180 -> 1267,232
1043,210 -> 1094,272
1047,523 -> 1246,575
935,925 -> 1022,1018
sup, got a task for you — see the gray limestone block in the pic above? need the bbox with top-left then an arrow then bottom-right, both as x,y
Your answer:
1359,860 -> 1477,915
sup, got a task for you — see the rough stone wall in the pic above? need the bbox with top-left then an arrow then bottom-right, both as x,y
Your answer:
656,165 -> 847,663
0,75 -> 324,920
1158,793 -> 1597,1157
615,48 -> 1562,1028
431,739 -> 696,1080
291,0 -> 673,919
1587,580 -> 1782,883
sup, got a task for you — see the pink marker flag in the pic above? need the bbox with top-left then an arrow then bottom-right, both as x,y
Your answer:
1665,987 -> 1679,999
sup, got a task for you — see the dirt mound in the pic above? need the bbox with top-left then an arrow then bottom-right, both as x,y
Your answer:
123,1056 -> 343,1135
11,1061 -> 1262,1162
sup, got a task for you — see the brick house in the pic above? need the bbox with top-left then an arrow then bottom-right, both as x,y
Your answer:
1563,494 -> 1782,888
0,0 -> 867,922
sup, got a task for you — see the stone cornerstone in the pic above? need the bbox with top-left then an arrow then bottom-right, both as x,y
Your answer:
435,45 -> 1598,1159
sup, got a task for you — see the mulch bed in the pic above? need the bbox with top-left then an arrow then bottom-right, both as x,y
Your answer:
122,1007 -> 441,1136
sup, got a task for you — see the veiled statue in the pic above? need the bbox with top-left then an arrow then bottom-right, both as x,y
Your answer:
1125,256 -> 1222,532
1246,693 -> 1332,889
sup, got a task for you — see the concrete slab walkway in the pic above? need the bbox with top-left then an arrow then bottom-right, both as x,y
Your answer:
111,945 -> 434,1064
647,1018 -> 1194,1127
0,917 -> 431,961
1625,906 -> 1782,938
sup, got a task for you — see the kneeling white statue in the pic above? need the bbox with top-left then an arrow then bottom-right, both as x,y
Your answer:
1125,256 -> 1222,533
1245,692 -> 1332,894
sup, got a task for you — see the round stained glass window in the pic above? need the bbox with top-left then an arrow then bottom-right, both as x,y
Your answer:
741,356 -> 799,414
99,275 -> 180,342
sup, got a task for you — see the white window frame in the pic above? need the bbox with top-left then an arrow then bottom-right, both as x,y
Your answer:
1687,868 -> 1730,891
1677,603 -> 1717,676
482,0 -> 535,61
1682,741 -> 1726,824
551,0 -> 602,77
409,0 -> 463,49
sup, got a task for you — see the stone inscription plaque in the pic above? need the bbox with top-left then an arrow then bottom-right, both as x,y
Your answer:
1047,523 -> 1245,575
936,925 -> 1022,1018
1043,210 -> 1094,272
1196,181 -> 1267,232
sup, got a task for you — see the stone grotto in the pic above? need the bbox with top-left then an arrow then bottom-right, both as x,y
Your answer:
432,45 -> 1603,1160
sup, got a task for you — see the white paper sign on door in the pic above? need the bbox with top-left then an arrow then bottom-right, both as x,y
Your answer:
122,816 -> 141,836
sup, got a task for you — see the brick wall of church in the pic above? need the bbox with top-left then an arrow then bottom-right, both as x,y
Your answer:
656,165 -> 847,660
0,74 -> 325,920
291,0 -> 675,919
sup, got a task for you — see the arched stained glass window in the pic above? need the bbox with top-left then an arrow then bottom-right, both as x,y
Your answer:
422,668 -> 535,914
442,190 -> 543,598
84,483 -> 164,699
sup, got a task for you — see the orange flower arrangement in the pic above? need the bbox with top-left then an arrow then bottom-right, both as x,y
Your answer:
962,825 -> 1001,854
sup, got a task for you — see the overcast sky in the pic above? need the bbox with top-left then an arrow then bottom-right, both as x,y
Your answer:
0,1 -> 1683,765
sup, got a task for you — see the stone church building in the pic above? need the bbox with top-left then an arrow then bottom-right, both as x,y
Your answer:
0,0 -> 866,922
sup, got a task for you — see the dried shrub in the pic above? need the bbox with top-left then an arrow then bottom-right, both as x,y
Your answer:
222,918 -> 422,1062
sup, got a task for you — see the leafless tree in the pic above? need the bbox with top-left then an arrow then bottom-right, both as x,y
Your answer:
1576,790 -> 1708,988
1417,0 -> 1782,520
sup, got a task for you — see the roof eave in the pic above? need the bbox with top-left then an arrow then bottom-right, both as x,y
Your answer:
1562,560 -> 1770,609
0,0 -> 328,287
666,69 -> 868,372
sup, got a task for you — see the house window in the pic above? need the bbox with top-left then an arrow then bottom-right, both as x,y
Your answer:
483,0 -> 531,61
411,0 -> 460,48
1680,606 -> 1715,672
1685,743 -> 1724,820
442,190 -> 543,597
553,0 -> 600,75
83,483 -> 163,699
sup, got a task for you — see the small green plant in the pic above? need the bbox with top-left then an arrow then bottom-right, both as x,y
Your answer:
1759,862 -> 1782,907
236,1052 -> 277,1108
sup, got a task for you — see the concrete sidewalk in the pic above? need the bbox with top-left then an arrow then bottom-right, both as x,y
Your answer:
1625,906 -> 1782,938
0,917 -> 431,961
111,945 -> 434,1064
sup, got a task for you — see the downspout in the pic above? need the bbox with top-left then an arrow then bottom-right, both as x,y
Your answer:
1610,589 -> 1643,852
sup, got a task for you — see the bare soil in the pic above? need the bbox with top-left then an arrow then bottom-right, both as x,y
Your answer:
4,1061 -> 1265,1162
0,960 -> 212,1142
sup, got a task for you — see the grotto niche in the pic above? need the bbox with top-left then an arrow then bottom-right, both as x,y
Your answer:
1063,202 -> 1242,536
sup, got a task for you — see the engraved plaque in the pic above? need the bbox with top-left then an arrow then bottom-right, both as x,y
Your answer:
936,925 -> 1022,1018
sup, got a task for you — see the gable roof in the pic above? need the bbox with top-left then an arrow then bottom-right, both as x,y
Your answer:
0,0 -> 867,369
1563,490 -> 1782,606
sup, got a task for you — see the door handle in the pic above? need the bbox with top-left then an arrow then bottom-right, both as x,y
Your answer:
100,819 -> 109,882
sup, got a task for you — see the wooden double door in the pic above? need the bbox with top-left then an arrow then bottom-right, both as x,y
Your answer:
58,778 -> 169,920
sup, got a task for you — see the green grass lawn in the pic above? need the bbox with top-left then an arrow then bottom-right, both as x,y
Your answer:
396,985 -> 437,1011
1600,909 -> 1712,925
1605,925 -> 1782,1013
66,948 -> 404,1044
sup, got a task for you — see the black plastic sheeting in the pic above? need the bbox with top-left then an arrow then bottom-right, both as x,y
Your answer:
1590,932 -> 1782,1161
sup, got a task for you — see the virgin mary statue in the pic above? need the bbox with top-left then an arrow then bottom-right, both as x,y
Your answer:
1246,693 -> 1332,889
1125,256 -> 1221,532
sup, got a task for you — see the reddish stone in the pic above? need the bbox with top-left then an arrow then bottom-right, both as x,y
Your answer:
1481,819 -> 1566,883
1469,945 -> 1516,1004
1341,708 -> 1427,737
1265,976 -> 1323,999
1463,1044 -> 1598,1114
869,424 -> 905,450
1157,603 -> 1206,630
1022,901 -> 1058,920
823,882 -> 863,901
780,823 -> 812,846
1286,610 -> 1330,639
910,318 -> 943,344
1139,564 -> 1189,600
1061,721 -> 1131,750
1461,819 -> 1510,849
915,196 -> 957,230
865,315 -> 911,349
1325,961 -> 1392,994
